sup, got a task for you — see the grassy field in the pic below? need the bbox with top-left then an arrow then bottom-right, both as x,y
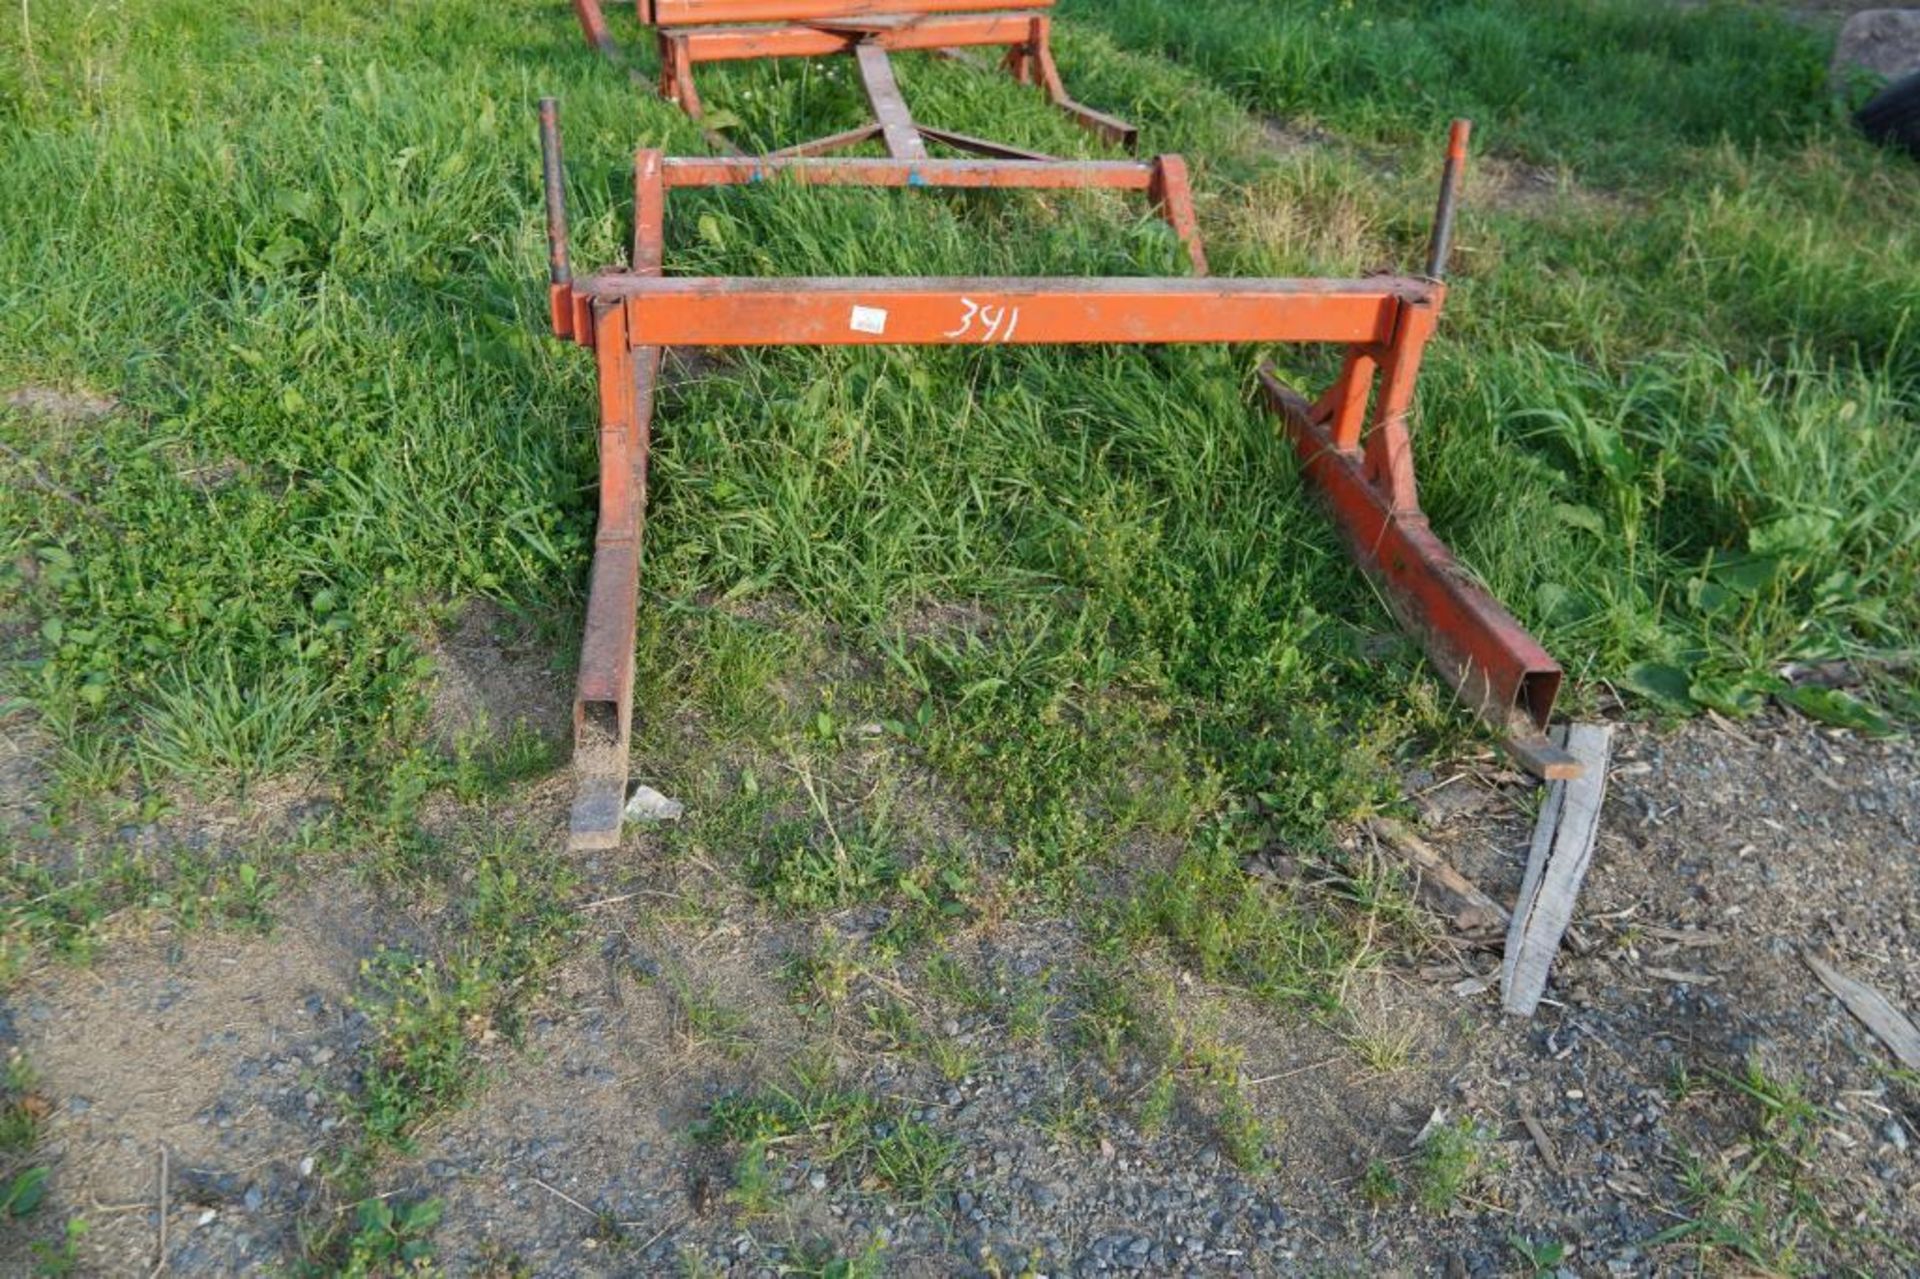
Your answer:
2,0 -> 1918,1270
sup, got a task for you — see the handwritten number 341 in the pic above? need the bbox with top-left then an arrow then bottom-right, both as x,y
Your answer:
945,298 -> 1021,343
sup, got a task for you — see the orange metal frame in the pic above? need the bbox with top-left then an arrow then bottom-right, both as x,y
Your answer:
538,96 -> 1574,850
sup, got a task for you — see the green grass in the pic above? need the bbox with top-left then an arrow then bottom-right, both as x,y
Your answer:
1506,1234 -> 1569,1278
1,1051 -> 71,1276
1065,0 -> 1920,717
1065,0 -> 1838,184
699,1067 -> 957,1209
668,972 -> 755,1058
777,1237 -> 888,1279
449,717 -> 559,802
0,1053 -> 45,1155
1119,822 -> 1374,1006
0,842 -> 280,981
351,830 -> 575,1153
745,808 -> 900,912
1654,1059 -> 1919,1275
317,1195 -> 444,1279
923,948 -> 1055,1040
1358,1158 -> 1401,1207
1412,1114 -> 1492,1213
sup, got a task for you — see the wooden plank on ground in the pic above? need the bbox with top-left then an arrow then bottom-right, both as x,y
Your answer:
1805,952 -> 1920,1072
1368,818 -> 1508,934
1502,723 -> 1613,1017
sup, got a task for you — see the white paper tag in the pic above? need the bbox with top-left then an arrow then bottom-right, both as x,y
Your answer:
849,305 -> 888,336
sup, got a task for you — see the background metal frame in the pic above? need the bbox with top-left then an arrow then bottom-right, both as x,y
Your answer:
572,0 -> 1138,153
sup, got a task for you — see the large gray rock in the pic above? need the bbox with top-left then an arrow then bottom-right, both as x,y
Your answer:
1832,9 -> 1920,87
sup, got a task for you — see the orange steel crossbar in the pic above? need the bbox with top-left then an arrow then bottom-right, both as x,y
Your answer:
669,13 -> 1039,61
561,277 -> 1413,348
538,104 -> 1577,852
662,156 -> 1155,190
651,0 -> 1050,23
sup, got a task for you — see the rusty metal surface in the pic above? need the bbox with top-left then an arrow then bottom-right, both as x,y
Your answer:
567,136 -> 670,851
633,149 -> 666,271
1360,294 -> 1437,514
767,123 -> 884,159
1023,15 -> 1138,151
853,40 -> 929,160
913,124 -> 1057,162
572,0 -> 618,55
1052,98 -> 1137,151
632,6 -> 1135,163
1426,119 -> 1471,280
540,100 -> 581,343
1148,155 -> 1208,276
1258,365 -> 1573,778
664,33 -> 706,117
569,301 -> 651,849
539,100 -> 572,288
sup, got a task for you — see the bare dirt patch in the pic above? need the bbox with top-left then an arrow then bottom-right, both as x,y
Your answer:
402,925 -> 817,1275
139,773 -> 338,855
1258,116 -> 1337,161
0,714 -> 54,844
0,878 -> 412,1274
427,598 -> 572,752
1256,113 -> 1635,225
1467,155 -> 1635,219
3,386 -> 118,426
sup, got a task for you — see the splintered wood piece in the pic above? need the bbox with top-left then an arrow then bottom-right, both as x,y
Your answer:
1502,723 -> 1613,1017
1369,818 -> 1509,934
1805,952 -> 1920,1072
1520,1109 -> 1563,1174
1507,733 -> 1584,781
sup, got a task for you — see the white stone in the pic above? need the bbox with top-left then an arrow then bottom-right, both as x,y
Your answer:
623,784 -> 685,822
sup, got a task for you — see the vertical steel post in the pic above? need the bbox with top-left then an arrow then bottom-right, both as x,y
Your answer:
570,300 -> 645,850
567,151 -> 668,851
540,99 -> 572,288
1363,297 -> 1439,514
1424,119 -> 1471,281
540,99 -> 575,337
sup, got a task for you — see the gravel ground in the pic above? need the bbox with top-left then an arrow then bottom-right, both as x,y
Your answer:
2,707 -> 1916,1276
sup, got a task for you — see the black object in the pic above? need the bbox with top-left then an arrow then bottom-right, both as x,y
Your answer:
1856,69 -> 1920,161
